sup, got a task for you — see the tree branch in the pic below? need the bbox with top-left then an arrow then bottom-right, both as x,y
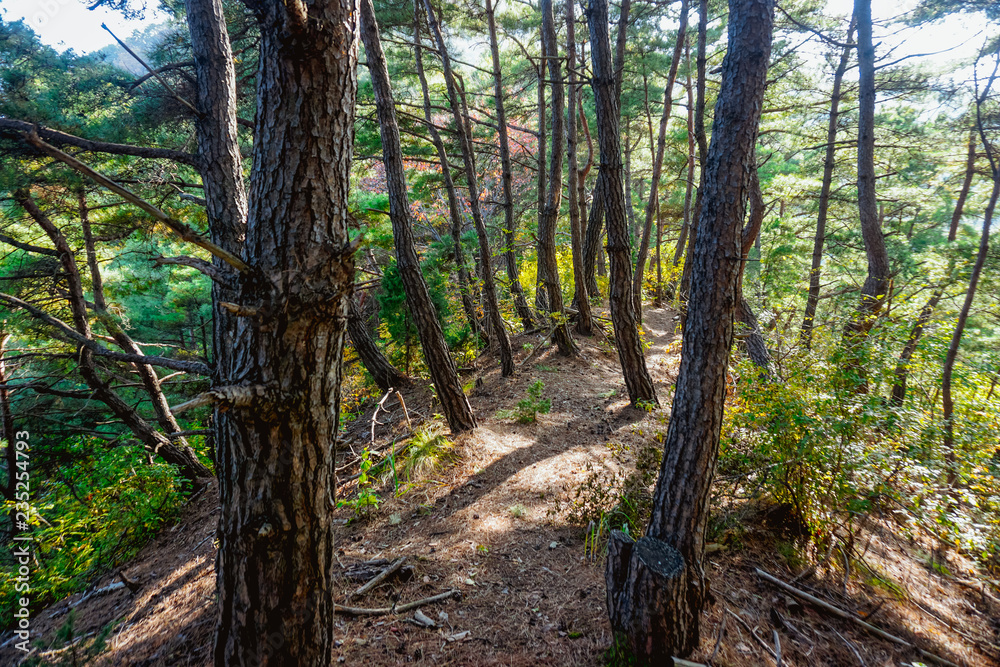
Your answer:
153,255 -> 238,288
0,232 -> 60,256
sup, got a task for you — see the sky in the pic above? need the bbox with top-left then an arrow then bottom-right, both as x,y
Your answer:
0,0 -> 164,54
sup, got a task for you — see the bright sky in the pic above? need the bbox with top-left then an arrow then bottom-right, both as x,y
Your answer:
0,0 -> 164,54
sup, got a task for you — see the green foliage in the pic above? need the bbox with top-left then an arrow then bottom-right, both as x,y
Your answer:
338,448 -> 381,518
497,380 -> 551,424
1,440 -> 185,624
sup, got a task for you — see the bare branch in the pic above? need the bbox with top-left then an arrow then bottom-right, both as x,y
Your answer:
0,232 -> 60,256
170,384 -> 268,414
153,255 -> 238,288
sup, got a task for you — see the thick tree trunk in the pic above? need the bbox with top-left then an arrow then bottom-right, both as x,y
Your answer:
588,0 -> 657,407
348,298 -> 408,392
412,12 -> 482,342
633,0 -> 688,321
212,1 -> 360,663
843,0 -> 891,362
536,0 -> 578,356
948,127 -> 978,242
943,160 -> 999,484
486,0 -> 535,331
363,0 -> 479,427
606,0 -> 774,660
566,0 -> 593,335
799,20 -> 855,349
422,0 -> 515,374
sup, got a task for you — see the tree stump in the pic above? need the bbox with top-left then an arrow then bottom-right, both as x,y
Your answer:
606,530 -> 693,665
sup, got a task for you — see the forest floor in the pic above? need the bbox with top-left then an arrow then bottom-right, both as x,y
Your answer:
5,304 -> 1000,666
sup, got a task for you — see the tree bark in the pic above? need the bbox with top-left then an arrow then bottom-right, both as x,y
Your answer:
633,0 -> 688,321
362,0 -> 479,427
421,0 -> 516,374
889,286 -> 944,407
347,297 -> 408,393
536,0 -> 578,355
606,0 -> 774,660
412,10 -> 482,342
667,37 -> 696,301
536,40 -> 549,312
843,0 -> 891,367
212,1 -> 361,662
588,0 -> 657,407
566,0 -> 593,335
737,167 -> 771,371
486,0 -> 535,331
799,19 -> 855,349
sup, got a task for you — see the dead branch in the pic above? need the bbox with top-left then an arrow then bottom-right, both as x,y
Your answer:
153,255 -> 237,288
755,568 -> 961,667
334,589 -> 461,616
352,557 -> 406,600
726,607 -> 778,663
170,385 -> 268,414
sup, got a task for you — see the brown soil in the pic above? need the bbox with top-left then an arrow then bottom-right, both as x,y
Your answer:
5,305 -> 999,666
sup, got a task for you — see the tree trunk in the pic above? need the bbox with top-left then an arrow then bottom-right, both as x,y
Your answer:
667,38 -> 696,302
890,286 -> 944,407
588,0 -> 657,407
536,41 -> 549,312
347,297 -> 408,392
566,0 -> 593,335
212,1 -> 360,662
486,0 -> 535,331
422,0 -> 515,375
677,0 -> 710,315
363,0 -> 479,427
412,11 -> 482,342
943,150 -> 999,485
736,166 -> 771,371
606,0 -> 774,660
537,0 -> 578,356
799,19 -> 855,349
1,333 -> 15,506
633,0 -> 688,321
843,0 -> 891,367
948,127 -> 977,242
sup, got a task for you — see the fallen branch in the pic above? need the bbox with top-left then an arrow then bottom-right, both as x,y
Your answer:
755,568 -> 961,667
352,557 -> 406,600
726,607 -> 778,663
334,589 -> 461,616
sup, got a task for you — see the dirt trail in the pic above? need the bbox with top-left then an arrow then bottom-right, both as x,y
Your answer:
5,305 -> 997,667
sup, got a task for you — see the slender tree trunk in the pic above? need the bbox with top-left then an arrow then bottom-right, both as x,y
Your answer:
943,148 -> 999,485
843,0 -> 891,366
212,1 -> 361,662
948,127 -> 978,242
800,19 -> 855,349
422,0 -> 515,374
633,0 -> 688,321
624,121 -> 639,248
363,0 -> 479,428
348,297 -> 408,392
588,0 -> 657,406
412,13 -> 482,342
536,0 -> 578,355
605,0 -> 774,660
890,286 -> 944,407
1,333 -> 15,507
566,0 -> 593,335
536,43 -> 549,312
667,38 -> 695,302
678,0 -> 710,314
486,0 -> 535,330
737,167 -> 771,371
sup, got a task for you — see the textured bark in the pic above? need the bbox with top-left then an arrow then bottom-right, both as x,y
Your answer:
421,0 -> 516,374
212,0 -> 360,662
1,333 -> 15,505
736,167 -> 771,371
633,0 -> 688,321
948,127 -> 978,242
588,0 -> 657,406
668,38 -> 696,293
412,12 -> 482,341
843,0 -> 891,358
536,0 -> 578,356
800,20 -> 855,349
889,287 -> 944,407
566,0 -> 593,335
943,160 -> 999,484
348,298 -> 408,392
535,40 -> 549,312
486,0 -> 535,331
583,175 -> 606,297
607,0 -> 775,660
363,0 -> 479,426
16,190 -> 211,484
